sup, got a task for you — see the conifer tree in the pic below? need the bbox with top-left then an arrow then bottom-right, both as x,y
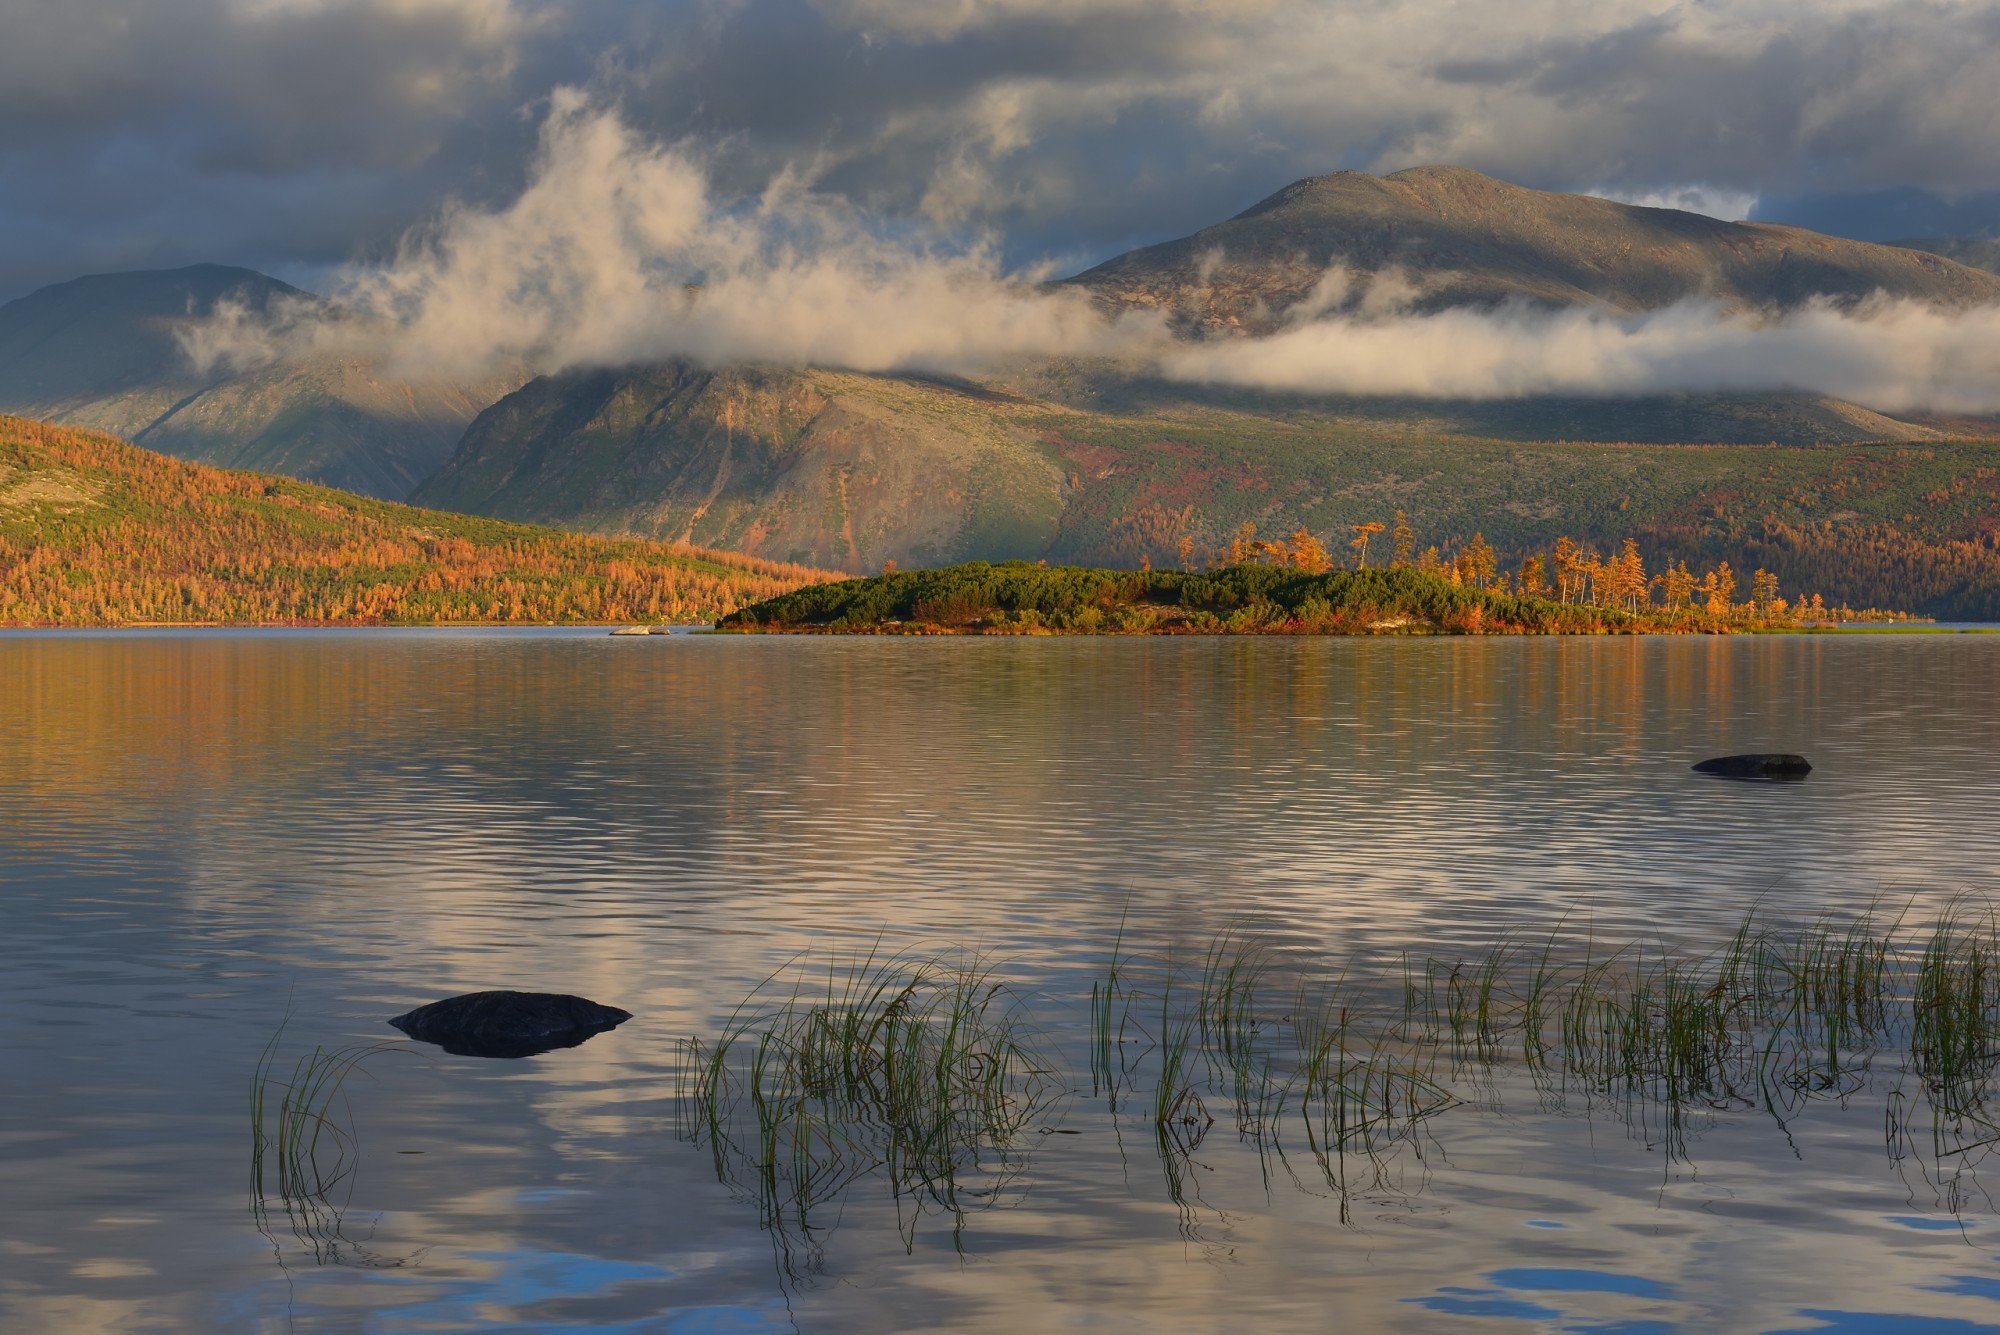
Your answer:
1391,510 -> 1415,567
1349,521 -> 1386,570
1518,553 -> 1548,597
1552,536 -> 1585,603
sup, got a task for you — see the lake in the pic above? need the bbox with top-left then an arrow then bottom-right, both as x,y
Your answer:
3,630 -> 1999,1333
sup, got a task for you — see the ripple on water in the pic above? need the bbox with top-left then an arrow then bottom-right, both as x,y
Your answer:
1,631 -> 1998,1330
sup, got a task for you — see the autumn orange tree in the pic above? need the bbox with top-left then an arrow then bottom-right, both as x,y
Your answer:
1194,511 -> 1903,628
0,416 -> 835,627
1349,521 -> 1386,570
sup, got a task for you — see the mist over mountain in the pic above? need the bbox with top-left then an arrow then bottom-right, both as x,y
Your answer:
410,167 -> 2000,576
1068,167 -> 2000,335
0,266 -> 515,498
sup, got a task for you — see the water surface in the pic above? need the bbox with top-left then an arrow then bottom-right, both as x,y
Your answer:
3,631 -> 1999,1332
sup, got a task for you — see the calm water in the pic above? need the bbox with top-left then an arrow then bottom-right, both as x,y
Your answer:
3,631 -> 2000,1333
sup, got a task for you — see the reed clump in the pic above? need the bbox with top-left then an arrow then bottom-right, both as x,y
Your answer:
250,1031 -> 397,1202
248,1029 -> 407,1267
675,952 -> 1057,1251
680,909 -> 2000,1251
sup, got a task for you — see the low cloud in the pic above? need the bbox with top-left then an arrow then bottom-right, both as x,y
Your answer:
1158,295 -> 2000,414
188,93 -> 1162,382
190,99 -> 2000,415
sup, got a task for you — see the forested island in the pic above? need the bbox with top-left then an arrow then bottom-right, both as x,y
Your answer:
720,525 -> 1917,635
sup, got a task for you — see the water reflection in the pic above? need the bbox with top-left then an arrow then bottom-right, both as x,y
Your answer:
2,631 -> 2000,1330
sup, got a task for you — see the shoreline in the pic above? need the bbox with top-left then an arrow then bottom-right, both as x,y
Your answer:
715,623 -> 1992,638
6,622 -> 1990,636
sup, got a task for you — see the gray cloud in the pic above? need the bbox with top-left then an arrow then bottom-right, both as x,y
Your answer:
0,0 -> 527,166
4,0 -> 2000,301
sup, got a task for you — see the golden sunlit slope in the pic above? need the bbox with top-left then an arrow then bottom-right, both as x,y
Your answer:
0,415 -> 834,626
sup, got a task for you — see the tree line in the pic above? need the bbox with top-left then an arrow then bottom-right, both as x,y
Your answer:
1180,511 -> 1915,627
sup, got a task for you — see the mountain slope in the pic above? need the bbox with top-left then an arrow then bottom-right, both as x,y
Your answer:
0,414 -> 829,625
0,266 -> 515,499
1067,166 -> 2000,333
412,358 -> 2000,617
414,362 -> 1069,569
1895,236 -> 2000,276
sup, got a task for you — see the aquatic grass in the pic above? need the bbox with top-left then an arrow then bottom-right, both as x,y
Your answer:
677,950 -> 1059,1250
250,1033 -> 398,1202
1152,971 -> 1210,1139
248,1027 -> 408,1269
1089,910 -> 1136,1105
1910,908 -> 2000,1134
680,910 -> 2000,1257
1196,931 -> 1274,1131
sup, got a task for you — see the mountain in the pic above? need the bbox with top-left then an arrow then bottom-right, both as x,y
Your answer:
414,168 -> 2000,616
413,363 -> 1070,569
412,356 -> 2000,617
0,414 -> 828,625
44,168 -> 1995,617
0,266 -> 516,499
1894,236 -> 2000,276
1067,166 -> 2000,334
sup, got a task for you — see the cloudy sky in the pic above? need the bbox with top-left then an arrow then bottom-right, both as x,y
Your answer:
4,0 -> 1999,301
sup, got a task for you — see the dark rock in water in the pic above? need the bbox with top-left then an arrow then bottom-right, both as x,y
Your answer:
388,990 -> 632,1058
1692,754 -> 1813,781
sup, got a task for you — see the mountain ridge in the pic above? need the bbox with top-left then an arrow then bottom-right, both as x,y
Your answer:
1894,236 -> 2000,276
1067,166 -> 2000,333
0,265 -> 517,499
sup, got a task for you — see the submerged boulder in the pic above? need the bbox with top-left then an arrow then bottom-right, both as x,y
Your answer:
1692,754 -> 1813,781
389,990 -> 632,1058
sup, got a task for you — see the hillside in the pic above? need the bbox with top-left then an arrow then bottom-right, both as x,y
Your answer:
1066,166 -> 2000,334
414,360 -> 2000,618
13,173 -> 2000,620
0,267 -> 516,499
1895,236 -> 2000,276
0,416 -> 829,626
413,363 -> 1070,570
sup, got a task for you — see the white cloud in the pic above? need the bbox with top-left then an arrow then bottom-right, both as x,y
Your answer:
189,100 -> 2000,416
806,0 -> 1278,42
1159,294 -> 2000,413
190,96 -> 1164,382
1589,184 -> 1761,222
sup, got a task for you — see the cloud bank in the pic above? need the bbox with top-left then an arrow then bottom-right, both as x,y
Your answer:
187,100 -> 2000,415
1158,298 -> 2000,414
